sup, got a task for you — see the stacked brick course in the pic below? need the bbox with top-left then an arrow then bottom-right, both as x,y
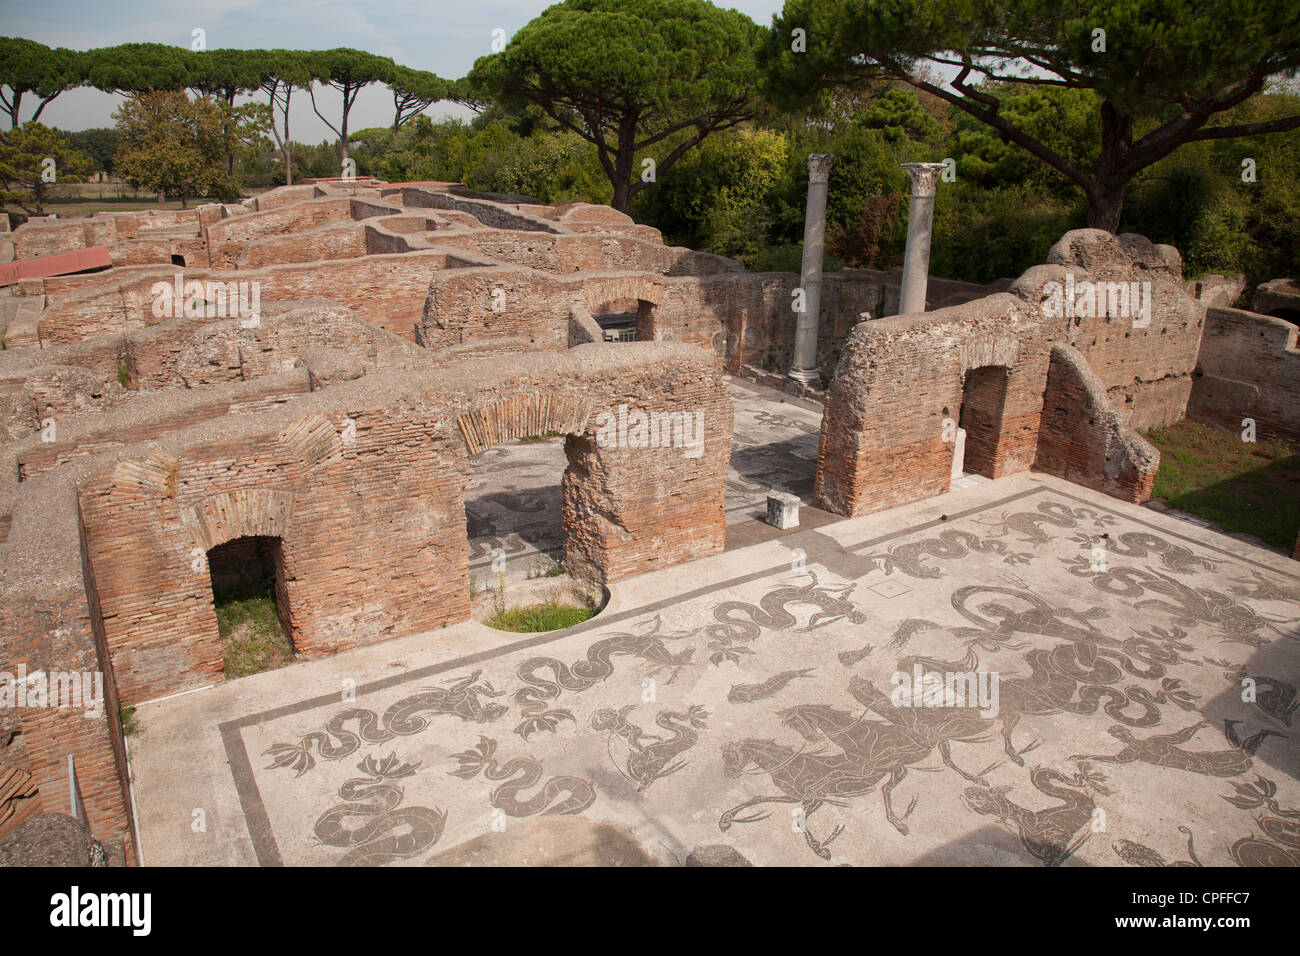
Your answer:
1035,343 -> 1159,501
1187,307 -> 1300,445
815,293 -> 1051,516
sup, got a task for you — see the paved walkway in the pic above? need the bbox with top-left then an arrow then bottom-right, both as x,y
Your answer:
130,469 -> 1299,866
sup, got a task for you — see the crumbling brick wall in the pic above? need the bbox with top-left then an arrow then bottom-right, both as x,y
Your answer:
31,250 -> 476,343
53,343 -> 728,704
1035,343 -> 1159,501
0,474 -> 136,863
206,198 -> 398,269
1187,307 -> 1300,445
815,293 -> 1050,517
1011,230 -> 1205,430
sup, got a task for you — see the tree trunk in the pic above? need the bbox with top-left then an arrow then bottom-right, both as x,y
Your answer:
284,88 -> 294,186
609,123 -> 637,214
1086,189 -> 1124,233
1088,102 -> 1132,234
340,100 -> 350,173
611,179 -> 631,214
156,187 -> 165,205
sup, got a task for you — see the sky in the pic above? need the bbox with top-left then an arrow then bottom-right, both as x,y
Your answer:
0,0 -> 789,134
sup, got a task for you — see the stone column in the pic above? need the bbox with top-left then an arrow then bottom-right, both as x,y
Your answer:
898,162 -> 946,315
789,154 -> 833,387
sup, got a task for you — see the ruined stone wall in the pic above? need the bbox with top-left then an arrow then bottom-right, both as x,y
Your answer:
416,267 -> 671,356
206,198 -> 398,269
1035,343 -> 1159,501
250,185 -> 326,210
14,372 -> 311,481
9,208 -> 207,260
31,250 -> 475,344
1187,307 -> 1300,445
1011,230 -> 1205,430
44,343 -> 728,704
419,229 -> 739,277
393,188 -> 560,233
239,221 -> 369,267
0,474 -> 136,862
815,294 -> 1050,517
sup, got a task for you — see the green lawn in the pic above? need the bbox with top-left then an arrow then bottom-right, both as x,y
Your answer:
1143,419 -> 1300,550
485,600 -> 595,633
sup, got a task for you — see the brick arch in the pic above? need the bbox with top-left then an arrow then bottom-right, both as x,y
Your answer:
581,275 -> 663,315
179,487 -> 296,552
455,391 -> 593,455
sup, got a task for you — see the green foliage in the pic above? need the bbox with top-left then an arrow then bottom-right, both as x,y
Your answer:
86,42 -> 197,94
485,600 -> 595,633
189,48 -> 266,102
0,123 -> 93,213
118,705 -> 138,737
950,83 -> 1100,198
1125,91 -> 1300,280
762,0 -> 1300,230
471,0 -> 763,210
114,91 -> 241,204
463,123 -> 605,203
0,37 -> 85,128
391,65 -> 451,129
858,87 -> 943,144
217,593 -> 295,678
65,128 -> 119,174
633,127 -> 790,259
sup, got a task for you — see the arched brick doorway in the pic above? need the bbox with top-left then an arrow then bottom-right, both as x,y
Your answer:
179,487 -> 299,678
206,535 -> 295,669
456,391 -> 595,585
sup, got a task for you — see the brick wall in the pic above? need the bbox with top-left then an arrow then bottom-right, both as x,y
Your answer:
0,474 -> 136,862
1187,307 -> 1300,445
815,294 -> 1050,517
1035,343 -> 1159,501
46,343 -> 729,704
1011,230 -> 1206,430
206,197 -> 398,270
33,250 -> 470,344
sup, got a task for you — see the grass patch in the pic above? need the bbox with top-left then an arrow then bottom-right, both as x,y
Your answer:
485,600 -> 595,633
216,591 -> 295,679
517,431 -> 563,443
1143,419 -> 1300,549
119,705 -> 139,737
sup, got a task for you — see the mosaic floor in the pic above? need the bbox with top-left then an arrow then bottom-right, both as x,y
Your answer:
130,467 -> 1299,867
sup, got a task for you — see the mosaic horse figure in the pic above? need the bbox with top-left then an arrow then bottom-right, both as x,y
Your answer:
719,738 -> 879,860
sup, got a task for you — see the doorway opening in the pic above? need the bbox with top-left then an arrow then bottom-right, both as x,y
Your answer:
464,434 -> 604,632
207,535 -> 295,678
958,365 -> 1011,479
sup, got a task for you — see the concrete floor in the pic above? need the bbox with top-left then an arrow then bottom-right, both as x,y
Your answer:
129,445 -> 1300,866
